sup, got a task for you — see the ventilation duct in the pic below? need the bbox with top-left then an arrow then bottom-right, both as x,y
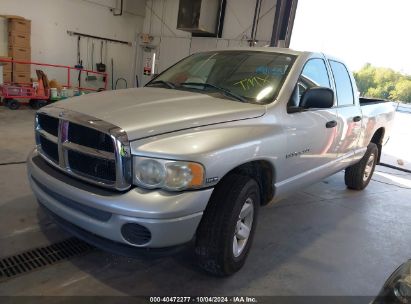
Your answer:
177,0 -> 221,35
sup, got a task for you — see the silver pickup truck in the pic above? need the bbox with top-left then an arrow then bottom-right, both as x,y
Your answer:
27,48 -> 395,276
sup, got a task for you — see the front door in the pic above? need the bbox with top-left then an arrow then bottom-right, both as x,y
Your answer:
282,58 -> 339,186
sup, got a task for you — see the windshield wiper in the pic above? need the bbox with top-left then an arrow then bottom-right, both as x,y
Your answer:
146,80 -> 176,89
180,82 -> 247,103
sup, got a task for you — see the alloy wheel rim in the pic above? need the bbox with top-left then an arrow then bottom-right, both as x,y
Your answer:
363,153 -> 375,182
233,197 -> 254,258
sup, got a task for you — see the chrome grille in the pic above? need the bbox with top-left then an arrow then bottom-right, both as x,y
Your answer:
67,150 -> 116,183
39,136 -> 59,163
68,122 -> 114,153
35,107 -> 131,191
37,114 -> 59,137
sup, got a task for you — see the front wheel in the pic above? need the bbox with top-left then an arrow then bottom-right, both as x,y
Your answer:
345,143 -> 378,190
195,174 -> 260,276
3,98 -> 11,106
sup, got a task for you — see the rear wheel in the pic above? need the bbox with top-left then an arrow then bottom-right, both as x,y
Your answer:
345,143 -> 378,190
29,99 -> 47,109
195,174 -> 260,276
8,99 -> 20,110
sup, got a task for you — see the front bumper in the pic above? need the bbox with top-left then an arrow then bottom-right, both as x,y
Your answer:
27,149 -> 214,251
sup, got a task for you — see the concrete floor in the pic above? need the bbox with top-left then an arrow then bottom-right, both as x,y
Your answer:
0,106 -> 410,297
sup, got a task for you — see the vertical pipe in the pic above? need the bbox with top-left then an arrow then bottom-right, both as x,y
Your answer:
270,0 -> 283,47
270,0 -> 298,47
111,58 -> 114,90
113,0 -> 123,16
216,0 -> 227,38
67,68 -> 71,88
284,0 -> 298,47
254,0 -> 263,45
249,0 -> 261,46
151,53 -> 156,76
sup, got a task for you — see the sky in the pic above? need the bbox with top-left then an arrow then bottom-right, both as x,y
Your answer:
290,0 -> 411,74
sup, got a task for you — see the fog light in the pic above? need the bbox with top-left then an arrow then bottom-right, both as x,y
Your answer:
121,223 -> 151,245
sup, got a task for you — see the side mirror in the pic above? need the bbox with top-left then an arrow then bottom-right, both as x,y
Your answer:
299,87 -> 334,109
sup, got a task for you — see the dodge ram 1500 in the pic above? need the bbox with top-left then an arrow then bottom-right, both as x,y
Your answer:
27,48 -> 395,276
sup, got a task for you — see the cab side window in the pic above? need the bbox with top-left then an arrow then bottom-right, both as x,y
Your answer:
329,60 -> 354,106
288,58 -> 331,109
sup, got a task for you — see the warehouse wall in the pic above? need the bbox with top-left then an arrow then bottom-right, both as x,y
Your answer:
141,0 -> 277,74
0,0 -> 145,89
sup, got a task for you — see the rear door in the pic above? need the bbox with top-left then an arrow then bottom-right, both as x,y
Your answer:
328,60 -> 362,161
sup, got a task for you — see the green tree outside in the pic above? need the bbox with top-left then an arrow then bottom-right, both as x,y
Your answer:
353,64 -> 411,103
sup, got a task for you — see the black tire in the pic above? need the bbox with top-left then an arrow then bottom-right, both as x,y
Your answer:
30,99 -> 47,109
8,99 -> 20,110
3,98 -> 11,106
38,100 -> 48,108
345,143 -> 378,190
195,174 -> 260,276
29,99 -> 37,109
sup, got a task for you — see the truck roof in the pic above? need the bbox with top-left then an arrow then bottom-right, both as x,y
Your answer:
207,46 -> 307,56
214,47 -> 345,65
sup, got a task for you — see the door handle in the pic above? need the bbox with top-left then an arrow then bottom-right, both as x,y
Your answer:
353,116 -> 362,122
326,120 -> 337,128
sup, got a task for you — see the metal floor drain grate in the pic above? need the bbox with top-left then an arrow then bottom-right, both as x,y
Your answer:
0,237 -> 95,282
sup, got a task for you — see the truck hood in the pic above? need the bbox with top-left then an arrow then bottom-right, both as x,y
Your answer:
52,87 -> 266,140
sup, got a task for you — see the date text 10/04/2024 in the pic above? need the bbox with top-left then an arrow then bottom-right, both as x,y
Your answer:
149,297 -> 258,303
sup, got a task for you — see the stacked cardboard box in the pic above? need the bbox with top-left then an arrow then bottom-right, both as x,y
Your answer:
0,56 -> 12,83
7,18 -> 31,83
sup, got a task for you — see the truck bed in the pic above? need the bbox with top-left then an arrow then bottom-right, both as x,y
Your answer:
359,97 -> 390,106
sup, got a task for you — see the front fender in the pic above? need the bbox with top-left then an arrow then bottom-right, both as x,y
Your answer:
130,119 -> 285,187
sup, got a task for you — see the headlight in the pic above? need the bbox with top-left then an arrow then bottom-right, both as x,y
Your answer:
374,260 -> 411,304
133,157 -> 205,191
134,159 -> 166,188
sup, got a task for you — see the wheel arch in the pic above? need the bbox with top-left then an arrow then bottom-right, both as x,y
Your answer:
370,127 -> 385,163
220,160 -> 275,205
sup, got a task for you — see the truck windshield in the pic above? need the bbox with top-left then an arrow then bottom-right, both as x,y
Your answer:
147,51 -> 296,105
